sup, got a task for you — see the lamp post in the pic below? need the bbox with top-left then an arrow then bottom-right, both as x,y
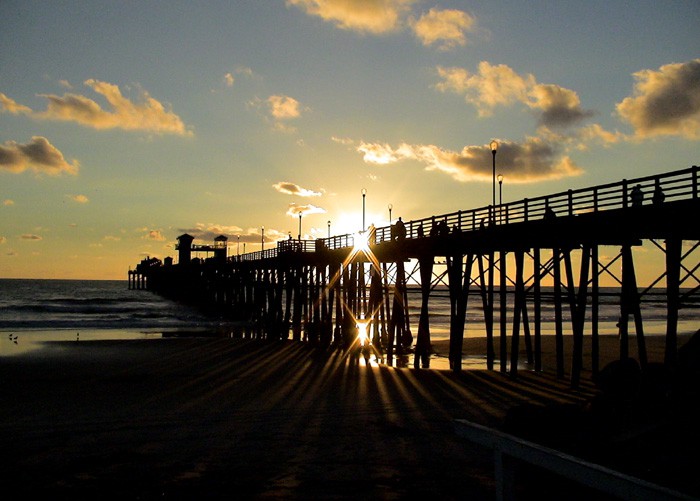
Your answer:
497,174 -> 503,224
490,141 -> 498,220
361,188 -> 367,231
298,212 -> 302,240
261,226 -> 264,252
237,235 -> 240,256
498,174 -> 503,205
327,220 -> 331,238
388,203 -> 393,224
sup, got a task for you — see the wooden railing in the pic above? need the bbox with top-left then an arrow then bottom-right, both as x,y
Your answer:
454,419 -> 693,501
235,166 -> 699,261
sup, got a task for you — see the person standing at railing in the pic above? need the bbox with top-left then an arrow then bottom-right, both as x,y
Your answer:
652,179 -> 665,205
630,184 -> 644,207
394,217 -> 406,241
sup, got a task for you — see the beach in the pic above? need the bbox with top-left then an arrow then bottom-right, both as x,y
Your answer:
1,334 -> 697,499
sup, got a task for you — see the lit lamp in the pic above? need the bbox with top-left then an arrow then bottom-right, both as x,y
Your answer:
361,188 -> 367,231
498,174 -> 503,204
490,141 -> 498,221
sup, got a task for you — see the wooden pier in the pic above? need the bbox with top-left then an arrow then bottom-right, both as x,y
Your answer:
130,167 -> 700,386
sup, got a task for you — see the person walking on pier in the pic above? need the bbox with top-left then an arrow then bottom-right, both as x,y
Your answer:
630,184 -> 644,207
652,179 -> 665,205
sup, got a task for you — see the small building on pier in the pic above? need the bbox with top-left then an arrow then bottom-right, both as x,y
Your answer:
176,233 -> 228,265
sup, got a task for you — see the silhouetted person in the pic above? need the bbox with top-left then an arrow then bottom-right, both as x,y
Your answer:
417,223 -> 424,238
429,216 -> 438,237
630,184 -> 644,207
544,206 -> 556,220
395,217 -> 406,240
652,179 -> 665,205
440,218 -> 449,236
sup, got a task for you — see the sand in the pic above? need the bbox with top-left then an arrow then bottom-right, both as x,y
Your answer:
0,334 -> 697,499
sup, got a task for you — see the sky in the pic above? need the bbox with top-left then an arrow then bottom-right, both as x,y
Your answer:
1,0 -> 699,281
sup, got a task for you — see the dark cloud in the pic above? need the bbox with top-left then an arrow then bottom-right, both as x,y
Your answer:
0,136 -> 79,175
617,59 -> 700,139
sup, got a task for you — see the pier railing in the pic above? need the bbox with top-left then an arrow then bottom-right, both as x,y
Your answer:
454,419 -> 693,501
235,166 -> 698,261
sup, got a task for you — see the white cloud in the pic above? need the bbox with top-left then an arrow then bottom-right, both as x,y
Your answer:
286,203 -> 327,216
1,80 -> 192,136
351,137 -> 582,183
411,8 -> 475,51
435,62 -> 592,128
69,194 -> 89,204
286,0 -> 415,34
273,181 -> 322,197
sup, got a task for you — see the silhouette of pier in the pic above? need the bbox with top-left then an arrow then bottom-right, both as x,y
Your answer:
129,166 -> 700,386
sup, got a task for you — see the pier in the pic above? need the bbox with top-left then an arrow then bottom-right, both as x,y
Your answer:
130,166 -> 700,386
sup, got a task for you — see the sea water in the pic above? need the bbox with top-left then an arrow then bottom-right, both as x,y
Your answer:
1,279 -> 697,359
0,279 -> 230,355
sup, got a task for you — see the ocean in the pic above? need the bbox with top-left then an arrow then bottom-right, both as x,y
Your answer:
1,279 -> 698,360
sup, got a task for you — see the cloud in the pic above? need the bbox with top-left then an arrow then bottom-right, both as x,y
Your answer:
178,223 -> 246,242
616,59 -> 700,139
224,72 -> 235,87
267,95 -> 302,120
411,8 -> 475,51
273,181 -> 322,197
21,234 -> 43,241
1,80 -> 192,136
352,137 -> 582,183
0,136 -> 79,175
435,62 -> 592,128
0,93 -> 32,115
3,199 -> 14,206
69,194 -> 89,204
286,203 -> 327,218
528,84 -> 594,128
286,0 -> 415,34
0,236 -> 6,244
143,229 -> 166,241
250,95 -> 305,132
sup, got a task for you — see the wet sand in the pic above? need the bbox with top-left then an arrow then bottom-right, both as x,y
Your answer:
0,335 -> 696,499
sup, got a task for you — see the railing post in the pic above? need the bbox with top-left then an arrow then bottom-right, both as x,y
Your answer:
622,179 -> 628,208
567,189 -> 573,217
593,187 -> 598,212
524,198 -> 528,222
458,210 -> 462,230
693,165 -> 698,199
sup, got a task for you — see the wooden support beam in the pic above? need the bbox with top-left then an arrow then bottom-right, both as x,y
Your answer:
500,250 -> 508,373
665,237 -> 682,367
510,250 -> 525,379
533,248 -> 542,372
416,256 -> 434,368
553,248 -> 565,378
591,245 -> 600,376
